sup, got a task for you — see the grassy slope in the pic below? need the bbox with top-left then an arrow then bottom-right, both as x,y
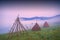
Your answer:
0,26 -> 60,40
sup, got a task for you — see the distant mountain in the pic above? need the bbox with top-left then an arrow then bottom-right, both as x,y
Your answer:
20,14 -> 60,21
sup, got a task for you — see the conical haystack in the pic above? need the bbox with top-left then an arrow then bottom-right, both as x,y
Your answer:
43,21 -> 49,27
32,23 -> 41,31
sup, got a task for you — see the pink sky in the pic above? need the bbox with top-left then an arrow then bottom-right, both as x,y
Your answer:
2,4 -> 59,17
1,3 -> 60,27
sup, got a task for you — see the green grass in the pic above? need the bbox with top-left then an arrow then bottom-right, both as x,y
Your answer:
0,26 -> 60,40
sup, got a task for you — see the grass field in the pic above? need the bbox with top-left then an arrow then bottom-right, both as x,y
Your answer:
0,26 -> 60,40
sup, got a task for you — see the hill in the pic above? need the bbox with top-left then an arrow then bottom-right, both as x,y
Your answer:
20,14 -> 60,20
0,26 -> 60,40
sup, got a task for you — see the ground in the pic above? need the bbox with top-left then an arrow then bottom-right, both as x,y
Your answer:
0,26 -> 60,40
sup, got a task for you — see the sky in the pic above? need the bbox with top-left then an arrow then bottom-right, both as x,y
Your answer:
0,1 -> 60,34
0,1 -> 60,27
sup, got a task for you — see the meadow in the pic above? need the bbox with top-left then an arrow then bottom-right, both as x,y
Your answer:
0,26 -> 60,40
